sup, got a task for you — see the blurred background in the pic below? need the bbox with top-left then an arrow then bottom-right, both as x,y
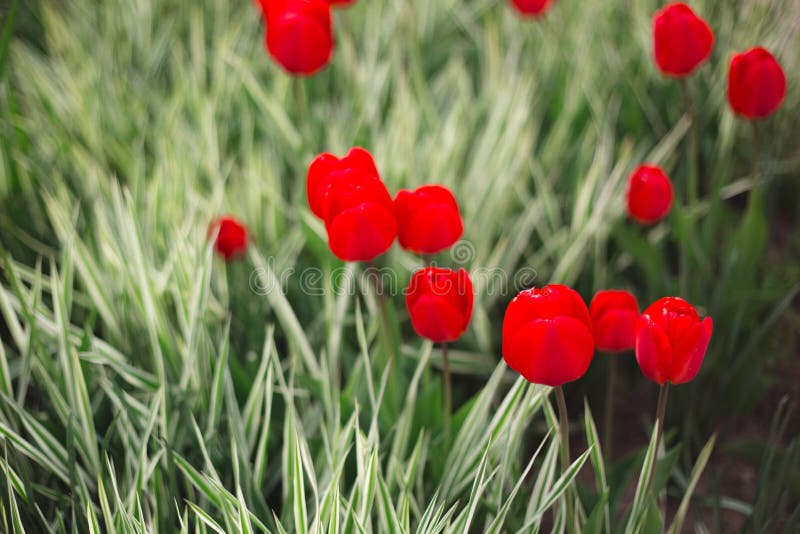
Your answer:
0,0 -> 798,532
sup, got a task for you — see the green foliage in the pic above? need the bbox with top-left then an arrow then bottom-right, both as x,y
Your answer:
0,0 -> 797,532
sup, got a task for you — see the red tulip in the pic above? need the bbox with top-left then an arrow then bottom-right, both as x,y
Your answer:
635,297 -> 712,385
653,3 -> 714,78
510,0 -> 552,17
626,165 -> 673,224
394,185 -> 463,255
502,285 -> 594,387
406,267 -> 473,343
208,216 -> 249,261
307,148 -> 397,262
728,47 -> 787,120
307,147 -> 380,219
590,290 -> 639,353
259,0 -> 333,76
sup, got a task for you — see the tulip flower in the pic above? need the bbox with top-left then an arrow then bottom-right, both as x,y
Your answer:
208,216 -> 249,261
510,0 -> 552,17
502,284 -> 594,387
590,290 -> 639,353
653,3 -> 714,78
394,185 -> 464,256
307,148 -> 397,262
626,165 -> 674,224
259,0 -> 334,76
728,47 -> 787,120
406,267 -> 473,343
635,297 -> 713,385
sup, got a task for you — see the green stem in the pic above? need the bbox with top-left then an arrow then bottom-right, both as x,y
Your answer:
749,120 -> 762,209
680,78 -> 699,212
645,383 -> 670,498
555,386 -> 575,533
603,356 -> 618,460
441,342 -> 452,452
367,262 -> 399,415
293,77 -> 306,136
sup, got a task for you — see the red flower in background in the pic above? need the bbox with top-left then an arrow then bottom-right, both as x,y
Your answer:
394,185 -> 463,255
502,285 -> 594,387
626,165 -> 674,224
728,47 -> 787,120
406,267 -> 473,343
307,148 -> 397,262
635,297 -> 713,385
209,216 -> 249,261
258,0 -> 334,76
510,0 -> 552,17
653,3 -> 714,78
590,290 -> 639,352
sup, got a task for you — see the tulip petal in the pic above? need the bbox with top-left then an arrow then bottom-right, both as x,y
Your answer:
327,203 -> 397,262
409,294 -> 468,343
635,313 -> 673,385
503,317 -> 594,387
594,309 -> 638,352
670,317 -> 712,384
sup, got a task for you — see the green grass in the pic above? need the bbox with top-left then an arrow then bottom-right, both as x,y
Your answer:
0,0 -> 799,531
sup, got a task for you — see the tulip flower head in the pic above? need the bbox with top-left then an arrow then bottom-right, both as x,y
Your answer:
590,290 -> 639,353
307,148 -> 397,262
728,47 -> 787,120
510,0 -> 552,18
635,297 -> 712,385
394,185 -> 464,255
502,284 -> 594,387
626,165 -> 674,224
653,3 -> 714,78
406,267 -> 473,343
209,216 -> 249,261
259,0 -> 334,76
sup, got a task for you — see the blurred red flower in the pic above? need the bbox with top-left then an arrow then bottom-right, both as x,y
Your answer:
394,185 -> 463,255
258,0 -> 334,76
208,216 -> 249,261
626,165 -> 674,225
653,3 -> 714,78
635,297 -> 713,385
728,47 -> 787,120
510,0 -> 552,18
590,290 -> 639,353
502,284 -> 594,387
406,267 -> 473,343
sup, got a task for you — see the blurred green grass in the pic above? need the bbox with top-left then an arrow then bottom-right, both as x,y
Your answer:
0,0 -> 798,531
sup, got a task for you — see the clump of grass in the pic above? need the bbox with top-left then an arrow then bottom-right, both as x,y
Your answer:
0,0 -> 798,531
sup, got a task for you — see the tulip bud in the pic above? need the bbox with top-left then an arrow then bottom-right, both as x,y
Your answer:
502,285 -> 594,387
208,216 -> 249,261
635,297 -> 713,385
394,185 -> 464,255
653,3 -> 714,78
260,0 -> 334,76
626,165 -> 674,225
590,290 -> 639,353
510,0 -> 552,18
406,267 -> 474,343
728,47 -> 787,120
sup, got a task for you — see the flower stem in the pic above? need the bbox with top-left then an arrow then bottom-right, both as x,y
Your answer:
293,77 -> 306,136
367,262 -> 399,415
555,386 -> 575,533
603,356 -> 618,460
680,78 -> 699,212
645,382 -> 670,498
441,342 -> 452,451
749,120 -> 762,208
679,78 -> 699,296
